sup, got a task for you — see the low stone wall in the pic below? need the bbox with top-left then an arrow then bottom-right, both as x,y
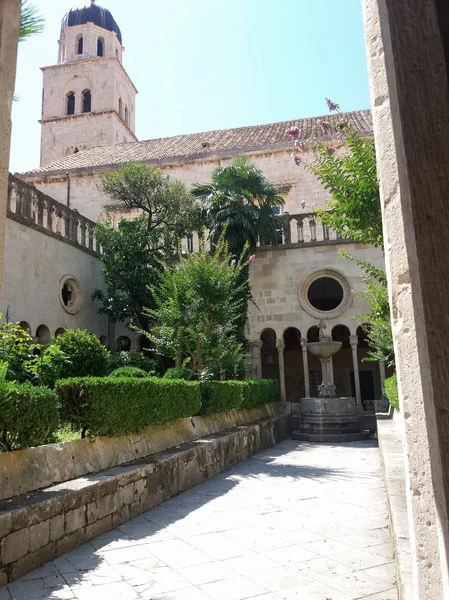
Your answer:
0,410 -> 291,584
0,403 -> 284,502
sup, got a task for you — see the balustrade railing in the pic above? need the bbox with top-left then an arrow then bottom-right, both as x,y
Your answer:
258,212 -> 346,248
7,174 -> 101,255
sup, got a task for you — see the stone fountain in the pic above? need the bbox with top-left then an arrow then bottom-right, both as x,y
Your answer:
292,320 -> 370,442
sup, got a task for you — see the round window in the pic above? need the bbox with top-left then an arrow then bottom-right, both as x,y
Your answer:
307,277 -> 344,311
59,275 -> 83,314
298,269 -> 352,319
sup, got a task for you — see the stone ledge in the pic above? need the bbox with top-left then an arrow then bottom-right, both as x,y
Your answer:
0,412 -> 291,583
376,413 -> 414,599
0,403 -> 285,502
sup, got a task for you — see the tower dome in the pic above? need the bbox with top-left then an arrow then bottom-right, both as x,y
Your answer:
61,1 -> 122,44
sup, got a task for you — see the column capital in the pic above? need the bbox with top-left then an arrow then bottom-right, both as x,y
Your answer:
251,339 -> 263,349
300,337 -> 308,351
349,335 -> 358,348
276,339 -> 285,351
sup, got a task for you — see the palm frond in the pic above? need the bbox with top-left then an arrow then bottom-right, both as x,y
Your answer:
20,1 -> 45,42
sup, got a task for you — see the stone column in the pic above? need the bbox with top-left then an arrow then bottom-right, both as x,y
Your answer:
349,335 -> 363,410
300,337 -> 310,397
0,1 -> 20,302
250,340 -> 263,379
276,339 -> 286,402
363,0 -> 449,594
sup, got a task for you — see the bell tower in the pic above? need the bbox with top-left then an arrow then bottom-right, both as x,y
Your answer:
40,1 -> 137,167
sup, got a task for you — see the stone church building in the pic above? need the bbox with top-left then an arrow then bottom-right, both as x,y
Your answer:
6,1 -> 386,406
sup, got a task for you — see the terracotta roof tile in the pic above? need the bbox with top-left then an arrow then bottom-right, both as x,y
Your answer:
22,109 -> 372,177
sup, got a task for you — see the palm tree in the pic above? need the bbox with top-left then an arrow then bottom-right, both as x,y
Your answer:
192,156 -> 285,354
20,1 -> 44,43
192,156 -> 285,256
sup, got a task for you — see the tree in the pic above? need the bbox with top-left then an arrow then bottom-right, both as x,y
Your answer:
20,1 -> 45,42
143,238 -> 248,380
94,164 -> 199,329
192,156 -> 285,344
287,102 -> 393,365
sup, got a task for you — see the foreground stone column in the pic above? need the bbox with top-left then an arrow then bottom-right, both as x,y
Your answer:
349,335 -> 363,410
276,338 -> 286,402
0,1 -> 21,300
363,0 -> 449,595
300,338 -> 310,397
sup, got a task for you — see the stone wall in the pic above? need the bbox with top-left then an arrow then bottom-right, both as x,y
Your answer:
0,409 -> 291,584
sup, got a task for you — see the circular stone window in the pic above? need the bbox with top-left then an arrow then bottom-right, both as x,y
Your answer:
298,269 -> 351,319
59,275 -> 83,314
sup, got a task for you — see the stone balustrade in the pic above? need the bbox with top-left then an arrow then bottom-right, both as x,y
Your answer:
7,174 -> 101,256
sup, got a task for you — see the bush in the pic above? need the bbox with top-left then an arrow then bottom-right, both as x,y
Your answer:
52,329 -> 109,378
108,367 -> 148,378
199,381 -> 244,415
242,379 -> 279,410
163,365 -> 191,380
383,373 -> 399,410
56,377 -> 201,436
0,362 -> 59,451
24,345 -> 69,388
107,350 -> 158,375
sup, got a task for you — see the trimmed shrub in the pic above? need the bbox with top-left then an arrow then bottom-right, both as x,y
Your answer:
383,373 -> 399,410
0,381 -> 59,451
108,366 -> 148,378
163,366 -> 191,380
199,381 -> 244,415
56,377 -> 201,436
107,351 -> 158,375
242,379 -> 279,410
52,329 -> 109,378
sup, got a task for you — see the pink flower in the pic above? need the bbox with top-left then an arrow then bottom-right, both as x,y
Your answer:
285,126 -> 300,138
293,152 -> 302,166
249,254 -> 256,262
326,98 -> 340,112
146,264 -> 153,269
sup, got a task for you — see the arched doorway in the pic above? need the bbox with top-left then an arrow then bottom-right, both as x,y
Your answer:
19,321 -> 31,334
260,328 -> 279,381
307,326 -> 322,396
36,324 -> 50,344
115,335 -> 131,351
332,324 -> 352,397
54,328 -> 65,337
283,327 -> 303,402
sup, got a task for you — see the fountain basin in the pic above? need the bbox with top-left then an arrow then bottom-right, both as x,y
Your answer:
307,340 -> 342,358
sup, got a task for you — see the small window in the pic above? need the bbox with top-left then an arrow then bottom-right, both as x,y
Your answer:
97,38 -> 104,57
82,89 -> 91,113
118,96 -> 122,118
124,105 -> 129,125
77,36 -> 83,55
307,277 -> 344,312
67,92 -> 75,115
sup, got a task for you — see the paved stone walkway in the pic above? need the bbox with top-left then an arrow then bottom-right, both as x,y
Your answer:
0,440 -> 397,600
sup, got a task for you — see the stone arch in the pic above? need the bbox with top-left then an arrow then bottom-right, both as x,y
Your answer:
283,327 -> 304,402
54,328 -> 65,337
82,89 -> 91,113
307,325 -> 320,342
19,321 -> 31,334
36,324 -> 51,344
116,335 -> 131,351
260,328 -> 279,381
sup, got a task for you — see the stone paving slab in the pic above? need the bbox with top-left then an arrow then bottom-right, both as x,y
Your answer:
0,440 -> 398,600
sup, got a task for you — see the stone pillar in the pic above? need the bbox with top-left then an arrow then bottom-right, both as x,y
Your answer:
300,338 -> 310,397
250,340 -> 263,379
276,339 -> 286,402
349,335 -> 363,410
0,1 -> 20,301
363,0 -> 449,595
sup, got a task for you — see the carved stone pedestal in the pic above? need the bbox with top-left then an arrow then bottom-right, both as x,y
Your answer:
291,397 -> 370,442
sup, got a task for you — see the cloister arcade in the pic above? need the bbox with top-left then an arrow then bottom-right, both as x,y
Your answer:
253,323 -> 388,407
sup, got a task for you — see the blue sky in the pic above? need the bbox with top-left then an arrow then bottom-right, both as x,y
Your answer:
10,0 -> 370,173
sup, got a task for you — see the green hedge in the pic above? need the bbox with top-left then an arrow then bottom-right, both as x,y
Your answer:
242,379 -> 279,409
163,366 -> 191,380
383,373 -> 399,410
199,379 -> 279,415
56,377 -> 202,437
108,367 -> 148,378
0,382 -> 59,451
